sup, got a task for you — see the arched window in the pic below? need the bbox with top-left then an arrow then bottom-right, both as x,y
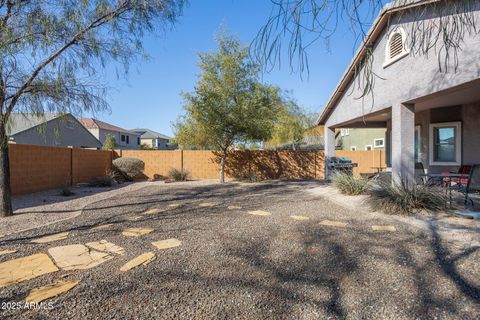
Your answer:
384,28 -> 409,67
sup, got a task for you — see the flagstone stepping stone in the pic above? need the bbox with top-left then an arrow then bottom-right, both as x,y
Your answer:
0,253 -> 59,288
198,202 -> 218,207
290,215 -> 310,221
0,249 -> 17,256
227,205 -> 242,210
122,227 -> 154,237
48,244 -> 113,271
86,240 -> 125,255
120,252 -> 156,272
25,280 -> 80,304
143,208 -> 164,215
372,225 -> 396,232
151,238 -> 182,250
319,220 -> 347,228
168,204 -> 180,208
90,224 -> 113,231
247,210 -> 271,216
127,216 -> 142,221
31,232 -> 69,244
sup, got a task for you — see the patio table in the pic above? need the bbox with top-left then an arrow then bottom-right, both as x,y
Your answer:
418,173 -> 470,208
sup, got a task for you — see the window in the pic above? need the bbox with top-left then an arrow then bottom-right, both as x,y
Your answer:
121,135 -> 125,142
374,138 -> 384,148
384,28 -> 409,68
137,137 -> 141,145
341,129 -> 350,136
429,122 -> 462,166
350,146 -> 357,151
365,145 -> 372,151
126,136 -> 129,144
415,125 -> 421,162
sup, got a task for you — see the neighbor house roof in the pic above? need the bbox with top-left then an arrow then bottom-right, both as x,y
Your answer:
8,113 -> 60,135
316,0 -> 439,125
131,128 -> 172,140
80,118 -> 138,135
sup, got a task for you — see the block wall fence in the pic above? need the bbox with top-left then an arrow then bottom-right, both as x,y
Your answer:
7,144 -> 385,195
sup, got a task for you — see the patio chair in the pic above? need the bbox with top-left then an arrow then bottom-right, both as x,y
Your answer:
441,165 -> 472,187
458,164 -> 480,209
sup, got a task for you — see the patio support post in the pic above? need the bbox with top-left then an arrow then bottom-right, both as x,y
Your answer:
392,103 -> 415,185
324,126 -> 335,180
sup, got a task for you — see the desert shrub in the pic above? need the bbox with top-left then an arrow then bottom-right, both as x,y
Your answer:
112,157 -> 145,181
59,183 -> 74,197
332,172 -> 369,195
168,168 -> 189,181
368,180 -> 445,215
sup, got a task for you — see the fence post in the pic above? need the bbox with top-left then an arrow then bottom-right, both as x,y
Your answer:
69,147 -> 73,186
180,149 -> 184,171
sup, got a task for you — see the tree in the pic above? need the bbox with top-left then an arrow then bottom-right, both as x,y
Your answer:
174,33 -> 281,183
0,0 -> 185,216
266,97 -> 313,150
102,134 -> 118,150
253,0 -> 478,98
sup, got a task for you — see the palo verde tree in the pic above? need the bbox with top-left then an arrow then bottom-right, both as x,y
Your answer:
174,32 -> 281,183
102,133 -> 118,150
0,0 -> 185,216
252,0 -> 479,99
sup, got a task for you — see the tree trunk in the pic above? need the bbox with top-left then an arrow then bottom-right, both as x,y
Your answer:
0,121 -> 12,217
219,148 -> 227,183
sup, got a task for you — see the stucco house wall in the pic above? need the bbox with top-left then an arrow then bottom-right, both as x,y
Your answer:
338,128 -> 386,151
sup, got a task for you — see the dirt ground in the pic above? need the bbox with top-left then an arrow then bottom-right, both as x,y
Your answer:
0,180 -> 479,319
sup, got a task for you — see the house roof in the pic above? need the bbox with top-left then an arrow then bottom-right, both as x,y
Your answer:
80,118 -> 138,135
131,128 -> 172,140
316,0 -> 440,125
8,113 -> 60,135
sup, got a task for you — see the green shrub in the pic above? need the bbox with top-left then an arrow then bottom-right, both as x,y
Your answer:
112,157 -> 145,181
332,172 -> 369,195
168,168 -> 189,181
368,180 -> 445,215
59,183 -> 74,197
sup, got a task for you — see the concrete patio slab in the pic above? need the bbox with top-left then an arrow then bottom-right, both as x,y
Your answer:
0,249 -> 17,256
120,252 -> 156,272
25,280 -> 80,303
151,238 -> 182,250
122,228 -> 154,237
372,225 -> 397,232
86,240 -> 125,255
48,244 -> 113,270
319,220 -> 348,228
0,253 -> 59,288
247,210 -> 271,216
31,232 -> 69,244
290,215 -> 310,221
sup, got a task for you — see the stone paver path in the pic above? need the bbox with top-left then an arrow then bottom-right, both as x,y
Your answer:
31,232 -> 69,244
120,252 -> 156,272
26,280 -> 79,303
48,245 -> 113,270
0,253 -> 58,287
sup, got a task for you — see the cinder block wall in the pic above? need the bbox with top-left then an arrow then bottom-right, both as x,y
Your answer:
9,144 -> 112,195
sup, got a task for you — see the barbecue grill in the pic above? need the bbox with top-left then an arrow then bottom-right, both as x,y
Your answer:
326,156 -> 358,178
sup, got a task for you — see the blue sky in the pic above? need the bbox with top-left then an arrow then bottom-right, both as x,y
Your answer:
94,0 -> 373,137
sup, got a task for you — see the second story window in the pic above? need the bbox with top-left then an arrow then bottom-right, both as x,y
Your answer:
121,135 -> 125,142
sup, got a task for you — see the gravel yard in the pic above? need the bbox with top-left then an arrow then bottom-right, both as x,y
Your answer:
0,180 -> 479,319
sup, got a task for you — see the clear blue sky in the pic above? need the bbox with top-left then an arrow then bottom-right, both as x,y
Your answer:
93,0 -> 374,137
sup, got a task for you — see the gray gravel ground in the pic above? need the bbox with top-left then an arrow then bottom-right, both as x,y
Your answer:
0,181 -> 479,319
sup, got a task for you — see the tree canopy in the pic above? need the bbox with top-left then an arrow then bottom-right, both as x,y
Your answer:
102,133 -> 118,150
174,32 -> 281,182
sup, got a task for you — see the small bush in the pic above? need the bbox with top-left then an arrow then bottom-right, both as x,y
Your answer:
59,183 -> 74,197
368,180 -> 445,215
112,157 -> 145,181
168,168 -> 189,181
332,172 -> 369,195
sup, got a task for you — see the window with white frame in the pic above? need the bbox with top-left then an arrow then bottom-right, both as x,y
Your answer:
365,145 -> 372,151
374,138 -> 384,148
350,146 -> 357,151
429,122 -> 462,166
383,27 -> 409,68
340,128 -> 350,136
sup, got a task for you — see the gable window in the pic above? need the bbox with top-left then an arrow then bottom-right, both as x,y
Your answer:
374,138 -> 384,148
383,28 -> 409,68
365,145 -> 372,151
429,122 -> 462,166
121,135 -> 125,142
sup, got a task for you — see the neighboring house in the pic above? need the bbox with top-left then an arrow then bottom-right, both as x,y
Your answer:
80,118 -> 140,150
336,128 -> 386,151
318,0 -> 480,182
8,113 -> 102,148
131,128 -> 177,150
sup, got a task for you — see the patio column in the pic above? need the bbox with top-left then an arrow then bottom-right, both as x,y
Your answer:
391,103 -> 415,185
324,126 -> 335,180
